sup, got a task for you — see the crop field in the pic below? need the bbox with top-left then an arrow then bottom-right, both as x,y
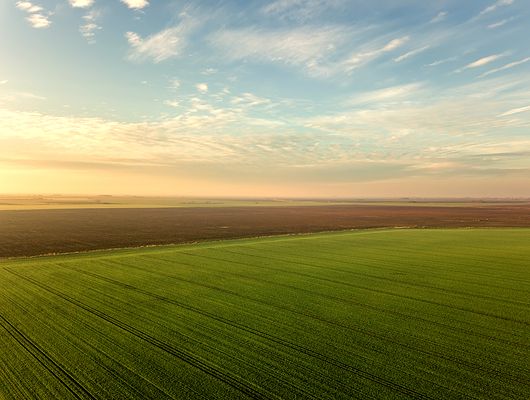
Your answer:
3,203 -> 530,257
0,229 -> 529,399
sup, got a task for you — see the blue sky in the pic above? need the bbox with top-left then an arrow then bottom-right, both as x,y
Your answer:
1,0 -> 530,197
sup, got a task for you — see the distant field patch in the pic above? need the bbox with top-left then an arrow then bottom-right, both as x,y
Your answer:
1,229 -> 529,399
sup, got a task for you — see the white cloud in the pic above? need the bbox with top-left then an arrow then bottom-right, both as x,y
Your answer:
499,105 -> 530,117
210,26 -> 347,70
69,0 -> 94,8
262,0 -> 344,21
459,53 -> 506,71
342,36 -> 409,72
80,9 -> 101,43
231,92 -> 271,108
14,92 -> 47,101
480,57 -> 530,78
125,18 -> 195,63
202,68 -> 218,75
349,83 -> 424,105
394,45 -> 430,62
168,79 -> 180,90
210,25 -> 411,78
0,80 -> 7,85
16,1 -> 52,29
26,13 -> 51,29
488,18 -> 514,28
381,37 -> 410,52
80,22 -> 100,42
121,0 -> 149,10
196,83 -> 208,93
430,11 -> 447,23
476,0 -> 514,18
16,1 -> 42,12
164,100 -> 180,108
427,56 -> 457,67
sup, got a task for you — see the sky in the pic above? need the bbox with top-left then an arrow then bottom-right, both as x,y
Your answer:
1,0 -> 530,198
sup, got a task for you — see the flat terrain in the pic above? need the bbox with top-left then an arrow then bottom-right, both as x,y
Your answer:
0,195 -> 352,210
1,229 -> 529,399
2,203 -> 530,257
2,195 -> 527,211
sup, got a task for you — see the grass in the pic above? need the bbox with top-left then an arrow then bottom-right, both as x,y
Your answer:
1,228 -> 529,399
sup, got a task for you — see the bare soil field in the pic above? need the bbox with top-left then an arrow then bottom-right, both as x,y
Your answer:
1,204 -> 530,258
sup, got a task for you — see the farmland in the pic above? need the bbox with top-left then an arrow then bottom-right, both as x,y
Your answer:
2,203 -> 530,258
1,228 -> 529,399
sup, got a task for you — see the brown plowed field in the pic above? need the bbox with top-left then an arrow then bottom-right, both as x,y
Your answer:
1,204 -> 530,258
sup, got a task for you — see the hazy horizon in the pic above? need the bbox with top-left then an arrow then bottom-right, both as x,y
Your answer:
1,0 -> 530,197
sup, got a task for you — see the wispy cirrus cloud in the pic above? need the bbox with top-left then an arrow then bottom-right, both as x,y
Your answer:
427,56 -> 457,67
168,79 -> 180,90
498,105 -> 530,117
341,36 -> 409,72
430,11 -> 447,23
125,16 -> 196,63
479,56 -> 530,78
475,0 -> 514,18
210,26 -> 347,71
261,0 -> 344,21
164,100 -> 180,108
456,53 -> 508,72
466,54 -> 505,68
394,45 -> 430,63
348,83 -> 425,106
231,92 -> 271,108
79,9 -> 101,43
488,17 -> 515,29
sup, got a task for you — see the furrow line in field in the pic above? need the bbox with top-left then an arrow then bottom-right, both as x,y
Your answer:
223,247 -> 530,308
0,313 -> 95,400
265,242 -> 530,294
252,236 -> 530,274
0,288 -> 181,400
106,257 -> 511,398
293,243 -> 530,281
101,258 -> 454,398
64,266 -> 420,400
5,269 -> 286,400
211,249 -> 530,326
173,251 -> 530,385
293,234 -> 530,265
132,255 -> 528,350
52,263 -> 344,399
61,263 -> 479,400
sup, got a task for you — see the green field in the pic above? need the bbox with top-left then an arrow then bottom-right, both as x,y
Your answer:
1,229 -> 529,399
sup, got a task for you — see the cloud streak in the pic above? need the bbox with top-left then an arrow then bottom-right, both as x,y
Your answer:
479,56 -> 530,78
210,26 -> 347,73
477,0 -> 514,18
499,105 -> 530,117
394,45 -> 430,63
456,53 -> 508,72
430,11 -> 447,23
126,16 -> 196,63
